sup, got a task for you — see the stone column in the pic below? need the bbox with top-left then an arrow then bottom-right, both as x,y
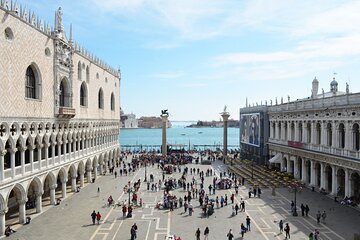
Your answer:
79,171 -> 85,187
221,111 -> 230,157
87,169 -> 92,183
38,144 -> 42,170
51,143 -> 55,165
275,122 -> 279,139
301,158 -> 306,182
286,157 -> 291,173
270,121 -> 274,139
331,166 -> 338,195
345,122 -> 353,150
71,176 -> 77,192
294,122 -> 299,141
311,122 -> 316,144
10,148 -> 16,178
57,143 -> 61,162
35,191 -> 43,213
294,158 -> 300,179
161,113 -> 169,156
61,178 -> 67,199
302,122 -> 307,143
20,147 -> 25,175
0,208 -> 8,237
18,199 -> 27,224
99,164 -> 103,175
345,169 -> 350,197
320,162 -> 325,189
93,165 -> 98,180
44,144 -> 49,168
0,150 -> 5,181
62,142 -> 66,161
331,122 -> 337,147
310,160 -> 315,185
321,122 -> 327,146
281,122 -> 285,140
50,184 -> 57,205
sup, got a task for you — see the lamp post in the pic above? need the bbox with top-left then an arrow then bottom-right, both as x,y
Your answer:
288,183 -> 302,217
144,161 -> 147,182
128,187 -> 133,205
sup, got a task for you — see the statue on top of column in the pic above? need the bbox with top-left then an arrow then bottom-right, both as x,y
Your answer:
55,7 -> 64,32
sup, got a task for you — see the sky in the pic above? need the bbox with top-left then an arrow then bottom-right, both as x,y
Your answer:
22,0 -> 360,121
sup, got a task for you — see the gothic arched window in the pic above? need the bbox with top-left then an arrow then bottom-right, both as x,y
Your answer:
110,92 -> 115,111
80,82 -> 87,107
98,88 -> 104,109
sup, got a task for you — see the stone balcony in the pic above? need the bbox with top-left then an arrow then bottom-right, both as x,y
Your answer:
57,107 -> 76,119
268,138 -> 360,160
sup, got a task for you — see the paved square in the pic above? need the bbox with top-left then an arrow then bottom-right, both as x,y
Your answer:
7,158 -> 360,240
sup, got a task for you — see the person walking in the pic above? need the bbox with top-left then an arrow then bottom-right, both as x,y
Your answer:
321,211 -> 327,224
204,226 -> 209,240
305,204 -> 310,217
284,223 -> 290,239
301,204 -> 305,216
91,210 -> 96,225
316,211 -> 321,224
279,220 -> 284,233
246,216 -> 251,231
130,223 -> 137,240
235,203 -> 239,215
240,223 -> 247,238
227,229 -> 234,240
195,228 -> 201,240
96,211 -> 101,225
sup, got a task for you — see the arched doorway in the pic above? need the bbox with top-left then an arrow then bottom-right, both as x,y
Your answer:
325,165 -> 332,192
43,173 -> 56,206
306,160 -> 311,184
298,157 -> 303,180
26,177 -> 43,215
350,172 -> 360,199
337,169 -> 345,197
315,162 -> 321,187
282,157 -> 287,172
6,184 -> 27,225
59,78 -> 70,107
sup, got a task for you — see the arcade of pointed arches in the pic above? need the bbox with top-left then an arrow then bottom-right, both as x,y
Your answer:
270,151 -> 360,202
0,120 -> 120,236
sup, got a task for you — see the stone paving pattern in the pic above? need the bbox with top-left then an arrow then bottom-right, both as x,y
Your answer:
7,158 -> 360,240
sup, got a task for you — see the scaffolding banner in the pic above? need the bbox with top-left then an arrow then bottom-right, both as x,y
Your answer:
240,113 -> 260,147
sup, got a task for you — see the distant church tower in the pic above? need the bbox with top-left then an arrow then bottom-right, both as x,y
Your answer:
311,77 -> 319,98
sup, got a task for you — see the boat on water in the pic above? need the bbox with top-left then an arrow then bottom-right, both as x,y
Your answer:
198,131 -> 203,134
181,133 -> 186,136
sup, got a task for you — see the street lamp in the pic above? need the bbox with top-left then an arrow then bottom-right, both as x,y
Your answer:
288,182 -> 302,217
144,161 -> 147,182
127,187 -> 133,205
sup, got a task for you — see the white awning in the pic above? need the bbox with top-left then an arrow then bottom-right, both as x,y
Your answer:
269,153 -> 281,164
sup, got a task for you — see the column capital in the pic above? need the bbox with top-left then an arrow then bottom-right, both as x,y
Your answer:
0,150 -> 7,156
49,184 -> 57,190
8,148 -> 17,154
0,208 -> 8,215
72,175 -> 78,179
35,190 -> 44,196
17,198 -> 28,205
61,178 -> 68,183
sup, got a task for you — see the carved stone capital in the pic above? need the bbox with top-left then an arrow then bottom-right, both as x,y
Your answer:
0,150 -> 7,156
35,190 -> 44,197
49,184 -> 57,190
17,198 -> 28,205
0,208 -> 8,215
8,148 -> 17,154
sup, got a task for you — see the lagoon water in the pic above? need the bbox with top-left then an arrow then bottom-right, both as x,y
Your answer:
119,121 -> 239,150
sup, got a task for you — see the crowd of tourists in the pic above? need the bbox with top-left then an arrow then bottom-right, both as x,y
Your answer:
87,150 -> 337,240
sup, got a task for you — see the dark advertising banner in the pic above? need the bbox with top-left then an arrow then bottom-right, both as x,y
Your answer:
240,113 -> 260,147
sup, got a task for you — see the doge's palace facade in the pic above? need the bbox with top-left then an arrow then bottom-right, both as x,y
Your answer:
0,2 -> 120,235
268,78 -> 360,201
